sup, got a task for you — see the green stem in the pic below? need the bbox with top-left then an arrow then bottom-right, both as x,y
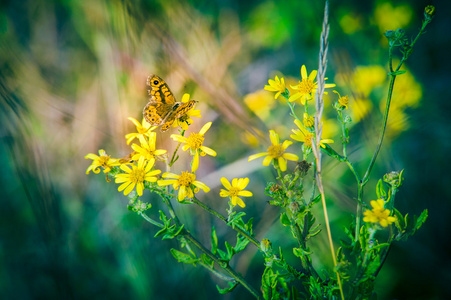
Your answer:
362,75 -> 396,186
160,194 -> 261,299
139,212 -> 165,228
192,197 -> 260,248
182,227 -> 261,299
282,93 -> 302,122
355,184 -> 364,242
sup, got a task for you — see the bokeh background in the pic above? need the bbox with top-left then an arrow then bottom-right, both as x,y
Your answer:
1,0 -> 450,299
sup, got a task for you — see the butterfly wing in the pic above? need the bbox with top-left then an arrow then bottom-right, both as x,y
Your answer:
160,100 -> 198,132
143,74 -> 176,125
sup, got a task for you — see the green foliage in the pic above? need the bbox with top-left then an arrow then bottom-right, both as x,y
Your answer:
82,2 -> 434,300
170,248 -> 199,265
154,210 -> 185,240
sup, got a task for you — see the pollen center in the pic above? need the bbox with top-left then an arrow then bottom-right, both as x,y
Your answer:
130,168 -> 145,183
267,144 -> 284,158
99,156 -> 111,167
138,127 -> 149,134
228,187 -> 241,197
299,79 -> 315,94
187,133 -> 204,149
304,133 -> 314,148
178,171 -> 195,187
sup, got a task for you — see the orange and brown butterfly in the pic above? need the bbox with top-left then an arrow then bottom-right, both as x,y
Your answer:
143,75 -> 197,132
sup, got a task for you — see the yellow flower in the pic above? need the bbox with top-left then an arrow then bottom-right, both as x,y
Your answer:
125,117 -> 156,145
244,89 -> 275,121
363,199 -> 396,227
85,149 -> 120,174
303,113 -> 315,128
131,133 -> 167,164
333,90 -> 349,109
289,65 -> 335,105
264,75 -> 286,99
171,122 -> 217,171
220,177 -> 253,208
248,130 -> 298,172
157,169 -> 210,201
115,157 -> 161,196
374,2 -> 412,34
290,119 -> 334,148
172,94 -> 202,131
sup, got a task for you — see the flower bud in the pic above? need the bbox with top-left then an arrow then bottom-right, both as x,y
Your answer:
260,238 -> 273,254
295,160 -> 311,178
424,5 -> 435,19
383,170 -> 404,188
288,202 -> 300,215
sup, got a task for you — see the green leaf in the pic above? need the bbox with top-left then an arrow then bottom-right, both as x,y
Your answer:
216,281 -> 238,294
414,209 -> 428,231
211,226 -> 218,255
234,235 -> 250,253
321,144 -> 345,162
170,248 -> 199,265
201,253 -> 214,269
376,179 -> 387,199
369,243 -> 390,252
394,208 -> 405,231
262,267 -> 278,300
225,241 -> 235,260
309,194 -> 322,206
280,212 -> 291,226
293,247 -> 312,258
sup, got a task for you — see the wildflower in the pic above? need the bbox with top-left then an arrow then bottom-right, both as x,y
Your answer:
303,113 -> 315,128
289,65 -> 335,105
115,157 -> 161,196
172,94 -> 202,131
157,169 -> 210,201
171,122 -> 216,171
424,5 -> 435,19
85,149 -> 120,174
244,90 -> 275,121
220,177 -> 253,208
333,90 -> 349,109
248,130 -> 298,172
290,119 -> 334,148
363,199 -> 396,227
125,117 -> 156,145
264,75 -> 287,100
131,133 -> 167,164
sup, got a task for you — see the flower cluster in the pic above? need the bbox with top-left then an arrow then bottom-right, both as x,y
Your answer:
85,93 -> 252,209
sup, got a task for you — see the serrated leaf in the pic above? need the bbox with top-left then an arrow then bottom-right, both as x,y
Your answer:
280,212 -> 291,226
216,281 -> 238,294
170,248 -> 199,265
234,235 -> 250,253
414,209 -> 428,231
262,267 -> 278,300
211,226 -> 218,255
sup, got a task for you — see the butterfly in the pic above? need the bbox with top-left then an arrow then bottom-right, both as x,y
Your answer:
143,74 -> 197,132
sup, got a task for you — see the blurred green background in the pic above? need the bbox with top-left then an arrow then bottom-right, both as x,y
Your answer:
1,0 -> 450,299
